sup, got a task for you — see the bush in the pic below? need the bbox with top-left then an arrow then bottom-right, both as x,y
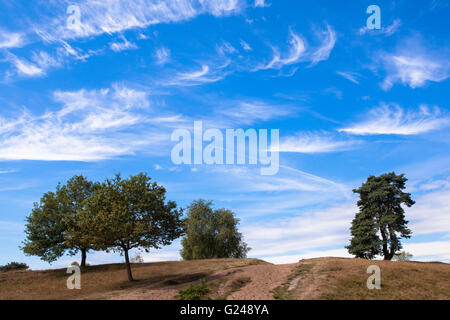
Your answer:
178,280 -> 210,300
393,251 -> 413,261
0,262 -> 29,272
131,254 -> 144,263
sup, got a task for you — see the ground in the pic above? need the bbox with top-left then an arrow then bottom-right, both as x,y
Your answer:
0,257 -> 449,300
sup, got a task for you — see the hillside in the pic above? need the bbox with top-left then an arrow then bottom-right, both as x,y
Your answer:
0,257 -> 449,300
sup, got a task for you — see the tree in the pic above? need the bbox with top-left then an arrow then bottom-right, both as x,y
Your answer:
22,191 -> 67,263
181,199 -> 250,260
80,173 -> 183,281
58,175 -> 98,267
22,175 -> 97,267
346,172 -> 414,260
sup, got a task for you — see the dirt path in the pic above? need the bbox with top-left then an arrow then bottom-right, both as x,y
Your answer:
226,263 -> 298,300
97,262 -> 299,300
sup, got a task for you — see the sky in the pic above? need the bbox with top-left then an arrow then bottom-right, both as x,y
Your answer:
0,0 -> 450,269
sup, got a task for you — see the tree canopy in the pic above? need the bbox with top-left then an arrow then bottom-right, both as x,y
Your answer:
346,172 -> 414,260
79,173 -> 183,281
22,175 -> 97,267
181,199 -> 250,260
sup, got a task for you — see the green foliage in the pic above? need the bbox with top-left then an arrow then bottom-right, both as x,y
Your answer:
181,199 -> 250,260
178,280 -> 210,300
59,175 -> 99,263
393,251 -> 413,261
22,175 -> 97,266
80,173 -> 183,281
22,191 -> 67,263
346,172 -> 414,260
0,262 -> 29,272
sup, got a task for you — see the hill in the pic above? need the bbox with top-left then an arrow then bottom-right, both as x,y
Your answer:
0,257 -> 449,300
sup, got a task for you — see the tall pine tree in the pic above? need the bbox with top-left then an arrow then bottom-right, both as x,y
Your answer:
346,172 -> 414,260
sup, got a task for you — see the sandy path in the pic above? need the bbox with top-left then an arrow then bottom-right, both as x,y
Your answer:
96,262 -> 299,300
227,263 -> 298,300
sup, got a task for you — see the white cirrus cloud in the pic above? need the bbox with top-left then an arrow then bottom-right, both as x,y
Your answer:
359,19 -> 401,37
254,0 -> 270,8
0,29 -> 25,49
34,0 -> 243,41
256,29 -> 306,70
380,51 -> 449,90
309,24 -> 337,66
240,39 -> 252,51
216,100 -> 293,125
154,47 -> 171,65
109,35 -> 138,52
274,132 -> 358,153
336,71 -> 360,84
5,53 -> 44,77
168,64 -> 228,86
339,103 -> 449,135
0,84 -> 177,161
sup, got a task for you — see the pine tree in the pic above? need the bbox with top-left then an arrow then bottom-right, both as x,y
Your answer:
346,172 -> 414,260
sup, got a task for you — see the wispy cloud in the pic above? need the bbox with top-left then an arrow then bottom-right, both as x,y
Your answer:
256,29 -> 306,70
34,0 -> 243,41
379,45 -> 449,90
336,71 -> 360,84
5,53 -> 44,77
340,103 -> 449,135
274,132 -> 358,153
167,64 -> 228,86
359,19 -> 401,36
309,24 -> 337,66
109,35 -> 138,52
154,47 -> 171,65
0,84 -> 174,161
216,100 -> 293,125
0,29 -> 25,49
254,24 -> 336,73
240,39 -> 252,51
254,0 -> 270,8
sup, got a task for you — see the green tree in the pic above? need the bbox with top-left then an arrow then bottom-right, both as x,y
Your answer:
22,175 -> 97,267
80,173 -> 183,281
346,172 -> 414,260
22,191 -> 67,263
181,199 -> 250,260
58,175 -> 98,267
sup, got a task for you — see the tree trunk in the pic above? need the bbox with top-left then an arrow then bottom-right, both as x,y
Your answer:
124,248 -> 134,281
386,226 -> 396,261
80,248 -> 87,268
380,226 -> 389,260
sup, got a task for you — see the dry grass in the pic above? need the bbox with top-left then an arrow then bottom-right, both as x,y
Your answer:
0,258 -> 266,300
289,257 -> 450,300
1,257 -> 448,300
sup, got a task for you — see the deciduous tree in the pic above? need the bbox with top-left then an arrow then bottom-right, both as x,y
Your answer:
181,199 -> 250,260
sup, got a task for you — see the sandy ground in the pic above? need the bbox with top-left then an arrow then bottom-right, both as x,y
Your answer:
103,262 -> 298,300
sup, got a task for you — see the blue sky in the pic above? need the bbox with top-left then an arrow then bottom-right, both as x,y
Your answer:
1,0 -> 450,269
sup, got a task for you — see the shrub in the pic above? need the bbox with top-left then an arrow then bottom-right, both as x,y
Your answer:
0,262 -> 29,272
131,254 -> 144,263
178,280 -> 210,300
393,251 -> 413,261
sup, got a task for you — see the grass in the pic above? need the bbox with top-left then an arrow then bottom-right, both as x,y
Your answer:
1,257 -> 448,300
0,258 -> 265,300
272,263 -> 315,300
290,257 -> 450,300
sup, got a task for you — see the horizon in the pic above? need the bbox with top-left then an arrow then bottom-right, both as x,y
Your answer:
1,0 -> 450,270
